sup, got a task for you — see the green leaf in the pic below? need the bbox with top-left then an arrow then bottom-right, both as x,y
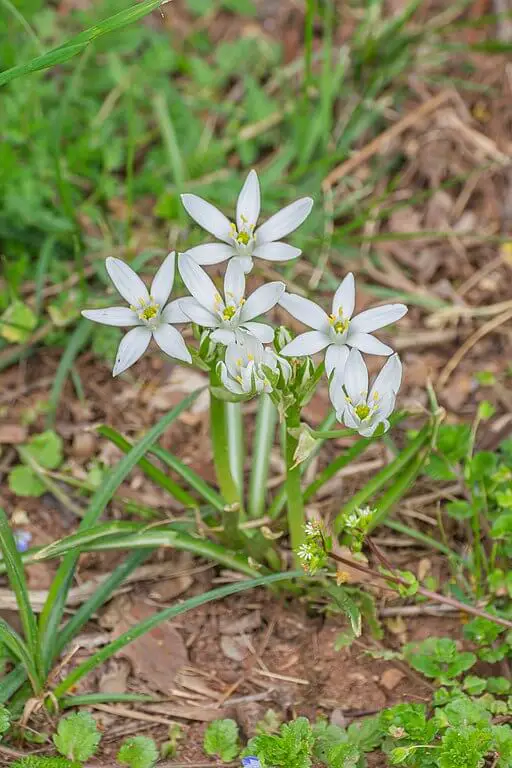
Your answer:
325,585 -> 362,637
11,758 -> 75,768
0,300 -> 37,343
117,735 -> 159,768
0,509 -> 41,688
0,704 -> 10,737
53,712 -> 101,761
438,726 -> 492,768
491,513 -> 512,539
38,389 -> 203,673
24,430 -> 63,469
0,0 -> 170,87
477,400 -> 495,421
246,717 -> 314,768
8,466 -> 45,497
404,638 -> 476,683
445,500 -> 473,520
492,724 -> 512,768
204,719 -> 240,762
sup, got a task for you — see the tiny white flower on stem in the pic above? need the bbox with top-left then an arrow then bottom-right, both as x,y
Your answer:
82,253 -> 191,376
278,273 -> 407,377
181,169 -> 313,273
329,349 -> 402,437
178,252 -> 285,345
217,333 -> 290,396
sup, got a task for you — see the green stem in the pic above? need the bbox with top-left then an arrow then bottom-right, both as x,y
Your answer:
285,407 -> 306,558
249,394 -> 277,518
226,401 -> 245,504
209,389 -> 240,506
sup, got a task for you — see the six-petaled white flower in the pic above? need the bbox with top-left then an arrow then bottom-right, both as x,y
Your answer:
81,253 -> 191,376
181,170 -> 313,273
278,273 -> 407,377
329,348 -> 402,437
217,333 -> 291,396
178,252 -> 285,345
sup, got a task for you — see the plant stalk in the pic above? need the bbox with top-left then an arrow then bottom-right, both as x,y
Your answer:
285,406 -> 306,559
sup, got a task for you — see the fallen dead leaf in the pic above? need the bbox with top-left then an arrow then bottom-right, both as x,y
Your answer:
220,634 -> 251,663
113,598 -> 188,694
219,610 -> 261,635
99,659 -> 130,695
0,424 -> 27,444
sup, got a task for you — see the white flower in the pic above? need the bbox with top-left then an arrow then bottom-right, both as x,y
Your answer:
181,169 -> 313,273
178,252 -> 285,345
81,253 -> 191,376
329,349 -> 402,437
278,273 -> 407,377
217,333 -> 291,396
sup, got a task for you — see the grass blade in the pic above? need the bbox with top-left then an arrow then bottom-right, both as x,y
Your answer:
61,693 -> 156,708
37,388 -> 203,673
55,549 -> 153,660
149,445 -> 225,512
33,522 -> 261,578
97,426 -> 199,508
0,509 -> 41,686
0,620 -> 37,690
0,0 -> 171,87
34,236 -> 55,317
226,402 -> 245,502
53,570 -> 303,698
248,394 -> 277,518
0,665 -> 27,705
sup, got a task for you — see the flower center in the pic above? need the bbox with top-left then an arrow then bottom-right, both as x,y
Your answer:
355,403 -> 371,420
236,231 -> 251,246
230,218 -> 255,254
329,311 -> 349,336
131,297 -> 160,327
222,305 -> 237,321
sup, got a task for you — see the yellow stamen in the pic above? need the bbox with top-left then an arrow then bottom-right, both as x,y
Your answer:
222,305 -> 237,321
236,231 -> 251,246
329,313 -> 349,335
140,305 -> 158,321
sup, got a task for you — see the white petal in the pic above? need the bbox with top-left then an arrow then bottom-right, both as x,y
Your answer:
153,323 -> 192,363
252,242 -> 301,262
236,169 -> 260,229
343,406 -> 360,431
150,251 -> 175,307
344,349 -> 368,404
178,253 -> 219,314
238,333 -> 264,361
224,259 -> 245,305
112,327 -> 151,377
179,297 -> 218,327
211,328 -> 236,345
181,194 -> 232,243
370,353 -> 402,399
241,322 -> 275,343
347,332 -> 393,356
225,342 -> 245,374
256,197 -> 313,244
233,255 -> 254,273
185,242 -> 235,265
106,257 -> 149,306
332,273 -> 355,318
325,343 -> 349,379
280,330 -> 330,357
241,281 -> 285,321
278,292 -> 329,331
374,393 -> 396,420
218,361 -> 244,394
81,307 -> 140,327
328,370 -> 346,416
358,421 -> 385,438
161,298 -> 192,324
350,303 -> 408,334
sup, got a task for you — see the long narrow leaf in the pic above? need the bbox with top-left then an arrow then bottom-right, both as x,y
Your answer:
0,665 -> 27,705
0,509 -> 41,685
97,426 -> 199,508
33,522 -> 261,578
150,445 -> 225,512
38,388 -> 203,673
53,570 -> 303,698
0,0 -> 171,87
0,619 -> 37,689
248,394 -> 277,519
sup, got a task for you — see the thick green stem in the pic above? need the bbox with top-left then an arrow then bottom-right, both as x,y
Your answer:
209,390 -> 240,506
249,394 -> 277,519
226,401 -> 245,503
285,407 -> 306,558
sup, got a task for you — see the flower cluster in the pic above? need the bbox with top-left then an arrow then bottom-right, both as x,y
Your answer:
82,170 -> 407,433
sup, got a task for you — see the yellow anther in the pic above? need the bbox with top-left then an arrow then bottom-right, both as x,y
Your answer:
236,358 -> 242,366
236,375 -> 243,384
140,305 -> 158,321
236,231 -> 251,246
247,353 -> 254,361
222,305 -> 237,321
329,312 -> 349,335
